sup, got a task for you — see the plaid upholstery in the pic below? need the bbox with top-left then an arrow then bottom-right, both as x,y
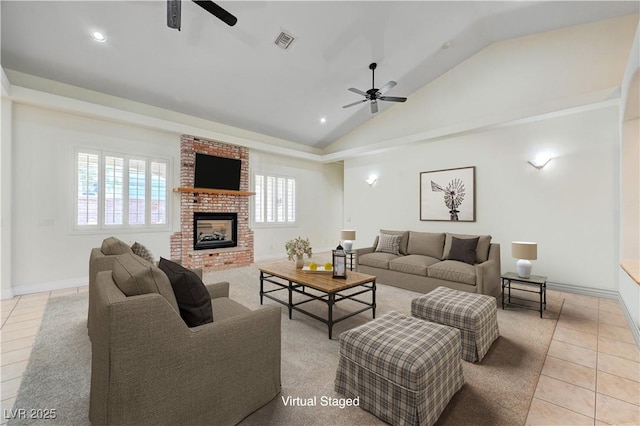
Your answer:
411,286 -> 499,362
375,233 -> 402,255
335,311 -> 464,426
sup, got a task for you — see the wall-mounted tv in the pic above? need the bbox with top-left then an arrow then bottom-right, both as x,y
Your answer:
194,153 -> 242,191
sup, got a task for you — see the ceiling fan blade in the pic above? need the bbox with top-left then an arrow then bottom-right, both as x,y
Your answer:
192,0 -> 238,26
348,88 -> 367,97
342,99 -> 367,109
371,100 -> 378,114
167,0 -> 181,30
379,96 -> 407,103
378,80 -> 397,94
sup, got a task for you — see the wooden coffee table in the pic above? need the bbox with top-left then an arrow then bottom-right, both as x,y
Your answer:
259,261 -> 376,339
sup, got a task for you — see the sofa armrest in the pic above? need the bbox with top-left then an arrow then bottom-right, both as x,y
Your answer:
475,243 -> 501,297
205,281 -> 230,299
354,247 -> 375,269
355,247 -> 375,256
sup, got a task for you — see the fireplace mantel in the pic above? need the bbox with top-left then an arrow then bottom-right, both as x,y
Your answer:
173,187 -> 255,196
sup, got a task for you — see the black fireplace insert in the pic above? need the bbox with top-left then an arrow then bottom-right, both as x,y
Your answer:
193,212 -> 237,250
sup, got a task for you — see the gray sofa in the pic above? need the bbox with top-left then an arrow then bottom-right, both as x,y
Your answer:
356,230 -> 501,297
90,252 -> 281,426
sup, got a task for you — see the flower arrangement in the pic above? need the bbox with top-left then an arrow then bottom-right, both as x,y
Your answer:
285,236 -> 313,260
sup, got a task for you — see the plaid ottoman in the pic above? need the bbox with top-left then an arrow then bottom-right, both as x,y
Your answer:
411,286 -> 499,363
334,311 -> 464,426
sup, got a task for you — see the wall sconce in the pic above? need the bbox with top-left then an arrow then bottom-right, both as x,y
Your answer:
528,153 -> 552,170
365,176 -> 377,186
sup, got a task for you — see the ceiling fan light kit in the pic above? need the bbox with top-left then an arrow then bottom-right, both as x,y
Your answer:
343,62 -> 407,114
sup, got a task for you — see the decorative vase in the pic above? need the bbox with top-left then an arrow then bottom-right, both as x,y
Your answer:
295,255 -> 304,269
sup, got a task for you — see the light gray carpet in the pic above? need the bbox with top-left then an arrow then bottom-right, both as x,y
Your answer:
10,264 -> 562,425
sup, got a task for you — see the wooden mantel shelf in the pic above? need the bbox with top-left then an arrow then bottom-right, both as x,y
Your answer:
174,187 -> 255,196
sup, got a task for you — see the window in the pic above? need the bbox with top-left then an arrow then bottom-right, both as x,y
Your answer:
75,149 -> 170,230
253,173 -> 296,224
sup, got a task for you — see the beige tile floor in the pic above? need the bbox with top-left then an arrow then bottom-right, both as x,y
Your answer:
1,287 -> 639,425
526,292 -> 640,425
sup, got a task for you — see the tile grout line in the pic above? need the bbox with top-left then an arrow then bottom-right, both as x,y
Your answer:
593,299 -> 600,425
1,296 -> 22,329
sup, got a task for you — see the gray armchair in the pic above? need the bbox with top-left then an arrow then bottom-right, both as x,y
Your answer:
89,255 -> 281,426
88,238 -> 201,341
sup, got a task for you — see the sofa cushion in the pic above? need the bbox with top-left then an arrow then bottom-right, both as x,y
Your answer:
101,237 -> 133,255
447,236 -> 479,265
131,241 -> 155,264
375,233 -> 402,255
443,233 -> 492,263
358,252 -> 399,270
407,231 -> 446,259
210,297 -> 252,322
111,253 -> 180,313
428,260 -> 477,286
380,229 -> 410,255
389,255 -> 441,276
158,258 -> 213,327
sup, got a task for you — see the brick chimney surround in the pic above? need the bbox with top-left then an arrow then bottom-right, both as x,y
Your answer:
170,135 -> 254,271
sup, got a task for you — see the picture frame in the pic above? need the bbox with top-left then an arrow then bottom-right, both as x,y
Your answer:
420,166 -> 475,221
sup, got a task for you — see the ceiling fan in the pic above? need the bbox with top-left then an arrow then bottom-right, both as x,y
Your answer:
343,63 -> 407,114
167,0 -> 237,30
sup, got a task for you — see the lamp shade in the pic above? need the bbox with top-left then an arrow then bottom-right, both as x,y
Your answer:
512,242 -> 537,260
340,230 -> 356,241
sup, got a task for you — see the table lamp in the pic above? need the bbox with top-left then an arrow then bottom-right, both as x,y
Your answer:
512,241 -> 537,278
341,230 -> 356,251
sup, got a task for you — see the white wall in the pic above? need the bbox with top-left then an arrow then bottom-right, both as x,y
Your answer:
1,75 -> 13,299
618,20 -> 640,339
8,103 -> 345,295
11,104 -> 180,294
250,151 -> 343,261
344,106 -> 619,290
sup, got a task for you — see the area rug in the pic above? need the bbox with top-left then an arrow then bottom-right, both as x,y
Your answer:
10,264 -> 562,425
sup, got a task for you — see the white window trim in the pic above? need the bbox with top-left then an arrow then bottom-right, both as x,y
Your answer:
251,171 -> 297,228
73,147 -> 172,233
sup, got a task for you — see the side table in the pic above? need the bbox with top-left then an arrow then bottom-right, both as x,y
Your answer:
501,272 -> 547,318
345,250 -> 355,271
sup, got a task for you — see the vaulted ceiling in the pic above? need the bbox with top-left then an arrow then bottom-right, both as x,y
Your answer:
2,1 -> 638,149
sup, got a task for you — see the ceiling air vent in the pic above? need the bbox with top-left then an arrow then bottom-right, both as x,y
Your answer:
274,32 -> 295,49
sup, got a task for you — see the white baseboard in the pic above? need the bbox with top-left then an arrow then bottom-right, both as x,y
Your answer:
12,277 -> 88,296
548,281 -> 640,348
547,281 -> 619,299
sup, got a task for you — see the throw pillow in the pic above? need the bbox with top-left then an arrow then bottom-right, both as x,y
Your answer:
446,236 -> 479,265
131,241 -> 155,264
380,229 -> 410,255
375,233 -> 401,255
443,233 -> 492,263
158,258 -> 213,327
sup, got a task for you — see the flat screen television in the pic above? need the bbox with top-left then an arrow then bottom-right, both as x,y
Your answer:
194,153 -> 242,191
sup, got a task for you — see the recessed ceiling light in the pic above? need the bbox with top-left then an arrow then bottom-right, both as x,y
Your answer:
319,117 -> 327,124
91,31 -> 106,42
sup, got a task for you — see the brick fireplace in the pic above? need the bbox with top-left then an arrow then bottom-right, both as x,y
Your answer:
170,135 -> 254,271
